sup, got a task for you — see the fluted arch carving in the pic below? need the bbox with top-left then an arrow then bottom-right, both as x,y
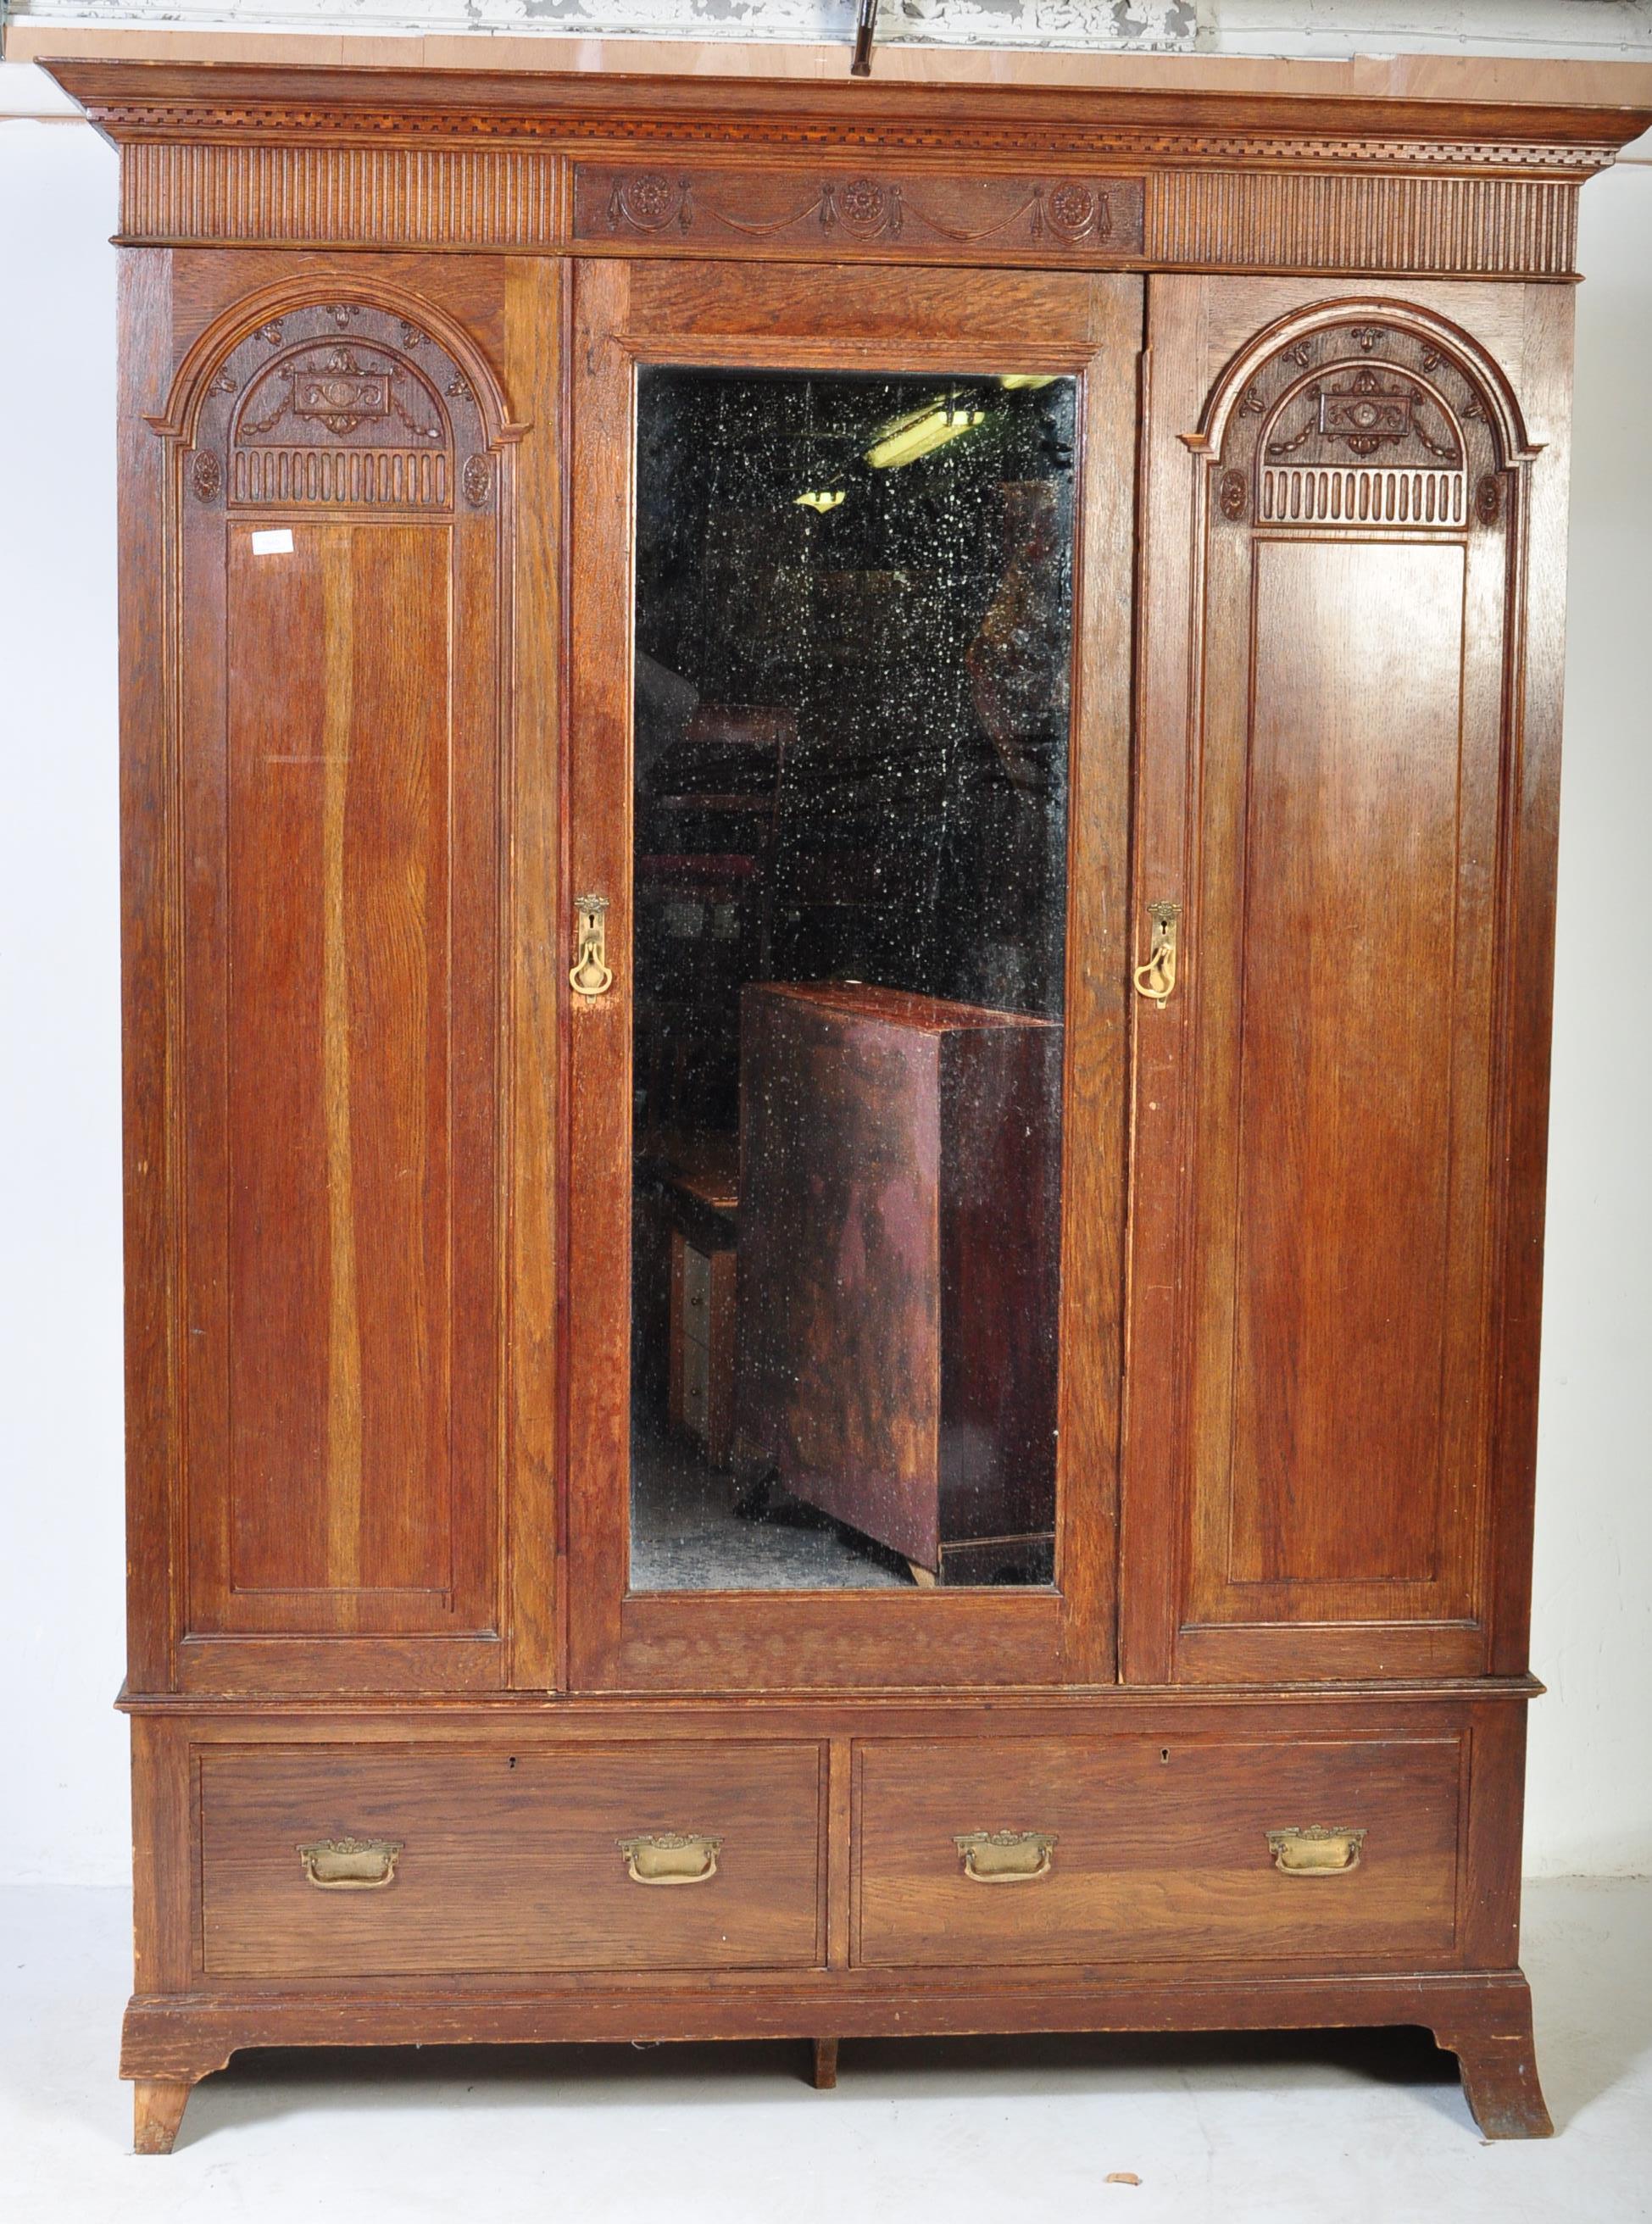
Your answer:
1187,300 -> 1535,535
154,285 -> 522,517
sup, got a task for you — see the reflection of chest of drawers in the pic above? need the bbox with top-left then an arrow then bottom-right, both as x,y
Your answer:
733,982 -> 1061,1583
669,1226 -> 737,1468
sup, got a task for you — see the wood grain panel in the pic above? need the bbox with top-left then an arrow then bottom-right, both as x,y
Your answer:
502,252 -> 567,1692
854,1732 -> 1463,1968
1226,539 -> 1463,1588
1122,278 -> 1549,1684
225,524 -> 452,1599
117,247 -> 181,1697
854,1734 -> 1458,1965
1487,283 -> 1577,1678
199,1741 -> 824,1976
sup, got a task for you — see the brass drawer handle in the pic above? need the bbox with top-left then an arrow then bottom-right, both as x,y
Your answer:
1267,1826 -> 1366,1876
618,1832 -> 722,1886
297,1836 -> 403,1891
954,1830 -> 1057,1884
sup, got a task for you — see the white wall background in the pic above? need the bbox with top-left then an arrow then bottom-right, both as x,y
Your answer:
0,76 -> 1646,1889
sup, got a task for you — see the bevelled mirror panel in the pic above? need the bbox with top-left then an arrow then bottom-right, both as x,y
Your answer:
628,366 -> 1076,1593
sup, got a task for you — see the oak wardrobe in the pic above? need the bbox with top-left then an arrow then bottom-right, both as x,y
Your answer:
46,47 -> 1649,2154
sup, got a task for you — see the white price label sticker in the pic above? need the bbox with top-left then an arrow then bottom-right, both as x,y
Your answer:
250,528 -> 294,556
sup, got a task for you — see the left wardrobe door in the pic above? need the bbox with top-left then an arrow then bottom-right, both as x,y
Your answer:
129,257 -> 557,1695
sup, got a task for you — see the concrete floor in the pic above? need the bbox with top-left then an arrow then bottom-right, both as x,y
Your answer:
3,1878 -> 1648,2223
629,1419 -> 910,1591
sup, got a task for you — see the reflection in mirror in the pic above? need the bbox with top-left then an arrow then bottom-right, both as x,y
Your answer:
629,366 -> 1076,1593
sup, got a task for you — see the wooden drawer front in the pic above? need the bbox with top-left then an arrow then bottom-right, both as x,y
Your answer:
201,1743 -> 824,1977
854,1736 -> 1462,1969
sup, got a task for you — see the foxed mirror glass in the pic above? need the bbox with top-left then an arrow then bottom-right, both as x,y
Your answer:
629,365 -> 1076,1592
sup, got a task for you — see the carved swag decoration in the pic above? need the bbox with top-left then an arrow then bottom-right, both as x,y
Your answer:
586,166 -> 1137,254
187,300 -> 497,513
1213,320 -> 1509,532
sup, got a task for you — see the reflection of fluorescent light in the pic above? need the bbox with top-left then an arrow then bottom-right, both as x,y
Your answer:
794,489 -> 846,512
999,374 -> 1058,392
865,399 -> 986,470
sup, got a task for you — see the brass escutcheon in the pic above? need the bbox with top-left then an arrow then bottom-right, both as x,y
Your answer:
570,892 -> 613,998
1132,900 -> 1181,1009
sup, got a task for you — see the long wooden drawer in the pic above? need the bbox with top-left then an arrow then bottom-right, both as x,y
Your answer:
854,1733 -> 1464,1968
200,1742 -> 824,1977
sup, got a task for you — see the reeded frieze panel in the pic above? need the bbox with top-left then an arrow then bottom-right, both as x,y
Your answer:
121,141 -> 564,253
1146,170 -> 1579,279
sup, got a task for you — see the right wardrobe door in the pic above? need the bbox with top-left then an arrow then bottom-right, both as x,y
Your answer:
1122,277 -> 1573,1686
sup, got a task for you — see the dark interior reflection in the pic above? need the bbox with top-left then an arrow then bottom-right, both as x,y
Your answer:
629,366 -> 1075,1593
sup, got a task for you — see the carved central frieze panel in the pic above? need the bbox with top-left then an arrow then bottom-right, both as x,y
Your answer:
573,164 -> 1147,260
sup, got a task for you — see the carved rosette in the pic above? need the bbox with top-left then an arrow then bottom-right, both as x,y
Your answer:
821,177 -> 903,240
1210,320 -> 1510,534
606,172 -> 694,235
186,301 -> 498,514
1032,181 -> 1111,245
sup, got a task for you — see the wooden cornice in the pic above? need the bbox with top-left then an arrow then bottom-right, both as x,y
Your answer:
42,58 -> 1652,280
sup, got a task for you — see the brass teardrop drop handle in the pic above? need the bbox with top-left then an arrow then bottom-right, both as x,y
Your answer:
570,892 -> 613,998
1133,900 -> 1182,1009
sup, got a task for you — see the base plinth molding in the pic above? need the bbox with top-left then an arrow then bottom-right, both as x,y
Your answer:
121,1967 -> 1555,2144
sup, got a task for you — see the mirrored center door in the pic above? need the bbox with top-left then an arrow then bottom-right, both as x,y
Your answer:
565,259 -> 1140,1693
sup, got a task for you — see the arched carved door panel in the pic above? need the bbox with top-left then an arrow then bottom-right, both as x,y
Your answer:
1122,278 -> 1564,1686
159,277 -> 527,1688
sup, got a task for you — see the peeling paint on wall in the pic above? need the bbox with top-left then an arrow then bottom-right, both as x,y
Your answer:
7,0 -> 1649,58
0,0 -> 1201,54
